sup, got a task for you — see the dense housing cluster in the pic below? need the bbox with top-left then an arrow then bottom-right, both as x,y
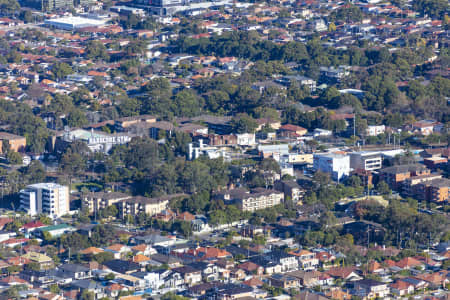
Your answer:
0,0 -> 447,298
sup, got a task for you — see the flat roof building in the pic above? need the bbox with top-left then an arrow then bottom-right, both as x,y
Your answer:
349,151 -> 383,172
313,153 -> 351,181
20,183 -> 69,218
44,16 -> 107,30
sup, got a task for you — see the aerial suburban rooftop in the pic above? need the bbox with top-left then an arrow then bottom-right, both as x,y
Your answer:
0,0 -> 447,298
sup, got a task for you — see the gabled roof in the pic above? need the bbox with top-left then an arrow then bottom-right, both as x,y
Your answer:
176,211 -> 195,221
59,263 -> 90,273
368,261 -> 382,273
150,253 -> 181,265
131,244 -> 148,252
1,275 -> 28,284
415,272 -> 447,285
80,247 -> 104,255
238,261 -> 260,272
354,279 -> 386,288
103,259 -> 140,273
384,259 -> 397,267
289,249 -> 314,257
279,124 -> 307,132
7,256 -> 30,266
326,266 -> 358,279
215,283 -> 253,296
242,276 -> 263,287
172,265 -> 200,274
106,244 -> 127,252
390,280 -> 414,290
71,279 -> 103,290
316,251 -> 335,262
106,283 -> 124,291
22,252 -> 52,263
191,247 -> 231,260
396,257 -> 422,268
132,254 -> 150,263
134,234 -> 172,244
22,220 -> 45,229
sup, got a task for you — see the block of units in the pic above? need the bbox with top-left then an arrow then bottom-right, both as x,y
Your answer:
20,183 -> 69,218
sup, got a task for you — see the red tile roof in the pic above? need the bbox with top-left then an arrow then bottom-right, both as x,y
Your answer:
22,220 -> 45,229
242,277 -> 263,287
279,124 -> 307,132
396,257 -> 422,269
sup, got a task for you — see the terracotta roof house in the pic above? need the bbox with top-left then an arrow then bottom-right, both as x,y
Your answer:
105,244 -> 131,259
237,261 -> 264,275
107,244 -> 127,252
188,247 -> 231,261
384,259 -> 397,267
131,244 -> 156,256
278,124 -> 308,138
390,280 -> 415,296
368,261 -> 384,273
396,257 -> 423,269
242,277 -> 263,287
1,275 -> 31,287
105,283 -> 127,298
176,212 -> 195,222
80,247 -> 104,255
415,272 -> 449,288
325,287 -> 352,300
132,254 -> 151,265
7,256 -> 31,266
21,220 -> 46,232
315,251 -> 336,264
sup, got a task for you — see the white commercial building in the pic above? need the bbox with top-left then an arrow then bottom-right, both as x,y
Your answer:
44,16 -> 107,30
62,128 -> 131,153
312,128 -> 332,137
313,153 -> 351,181
20,183 -> 69,218
349,151 -> 383,171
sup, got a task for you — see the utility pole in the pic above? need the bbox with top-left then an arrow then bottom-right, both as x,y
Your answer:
367,227 -> 370,249
353,114 -> 356,147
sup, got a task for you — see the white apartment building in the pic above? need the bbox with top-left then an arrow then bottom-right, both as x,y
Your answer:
218,188 -> 284,212
236,133 -> 256,146
349,152 -> 383,171
365,125 -> 385,136
20,183 -> 69,218
238,189 -> 284,212
313,153 -> 351,181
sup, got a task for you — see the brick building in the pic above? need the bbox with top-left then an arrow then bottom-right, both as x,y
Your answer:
379,164 -> 430,190
0,132 -> 26,154
416,178 -> 449,203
